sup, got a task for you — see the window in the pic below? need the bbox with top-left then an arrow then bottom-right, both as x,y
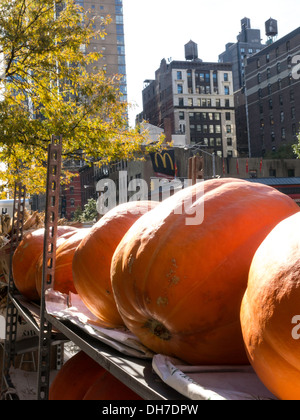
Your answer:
291,107 -> 296,119
257,58 -> 261,68
225,112 -> 231,121
187,70 -> 193,93
177,84 -> 183,94
224,86 -> 230,95
268,84 -> 272,95
257,73 -> 261,83
277,62 -> 281,73
258,88 -> 262,99
266,53 -> 270,63
226,125 -> 232,134
116,24 -> 124,35
179,111 -> 185,120
259,102 -> 264,114
279,95 -> 283,106
267,68 -> 271,78
225,99 -> 230,108
281,128 -> 286,139
177,71 -> 182,80
269,99 -> 273,110
280,111 -> 285,123
188,98 -> 193,107
288,169 -> 295,177
178,98 -> 184,107
227,138 -> 232,146
224,73 -> 229,82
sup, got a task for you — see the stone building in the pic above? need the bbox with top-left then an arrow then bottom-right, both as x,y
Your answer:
142,42 -> 238,159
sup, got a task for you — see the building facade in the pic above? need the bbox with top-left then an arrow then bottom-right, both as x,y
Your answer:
76,0 -> 127,101
245,26 -> 300,157
219,18 -> 266,92
142,43 -> 238,158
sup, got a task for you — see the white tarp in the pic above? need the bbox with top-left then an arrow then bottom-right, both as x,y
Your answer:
152,354 -> 277,401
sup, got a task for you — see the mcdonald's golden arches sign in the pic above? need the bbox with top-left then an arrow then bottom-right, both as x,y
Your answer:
150,150 -> 176,179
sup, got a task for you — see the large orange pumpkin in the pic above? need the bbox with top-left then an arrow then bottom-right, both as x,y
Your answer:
49,351 -> 105,400
83,370 -> 142,400
111,178 -> 299,365
72,201 -> 159,328
12,226 -> 78,301
240,211 -> 300,400
35,228 -> 91,297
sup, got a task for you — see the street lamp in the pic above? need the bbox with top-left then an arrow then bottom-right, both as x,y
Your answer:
183,144 -> 216,178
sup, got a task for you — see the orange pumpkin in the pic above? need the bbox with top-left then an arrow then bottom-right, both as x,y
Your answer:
49,351 -> 105,400
83,370 -> 142,400
72,201 -> 159,328
111,178 -> 299,365
240,211 -> 300,400
12,226 -> 78,301
35,228 -> 91,297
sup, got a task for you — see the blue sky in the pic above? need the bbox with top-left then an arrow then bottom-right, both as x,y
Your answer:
123,0 -> 300,126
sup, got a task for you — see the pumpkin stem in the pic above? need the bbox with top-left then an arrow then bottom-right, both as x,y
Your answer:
144,319 -> 171,341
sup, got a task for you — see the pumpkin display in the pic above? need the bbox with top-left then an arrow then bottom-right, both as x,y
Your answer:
111,178 -> 300,365
12,226 -> 78,301
49,351 -> 105,400
83,370 -> 142,400
35,228 -> 91,297
72,201 -> 159,328
240,211 -> 300,400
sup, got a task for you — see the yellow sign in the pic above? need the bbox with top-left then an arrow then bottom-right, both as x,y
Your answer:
154,152 -> 174,170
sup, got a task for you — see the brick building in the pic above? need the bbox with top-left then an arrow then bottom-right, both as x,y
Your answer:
219,18 -> 266,92
245,26 -> 300,157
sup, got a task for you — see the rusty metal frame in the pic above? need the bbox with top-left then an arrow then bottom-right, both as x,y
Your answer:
1,182 -> 26,400
37,135 -> 62,400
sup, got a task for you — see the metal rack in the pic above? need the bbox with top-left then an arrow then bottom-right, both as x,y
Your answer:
0,136 -> 183,401
1,183 -> 27,400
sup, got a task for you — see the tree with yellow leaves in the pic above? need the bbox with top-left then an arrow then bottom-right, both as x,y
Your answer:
0,0 -> 163,195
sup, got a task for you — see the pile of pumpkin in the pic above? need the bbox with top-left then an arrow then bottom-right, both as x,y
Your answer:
11,178 -> 300,400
